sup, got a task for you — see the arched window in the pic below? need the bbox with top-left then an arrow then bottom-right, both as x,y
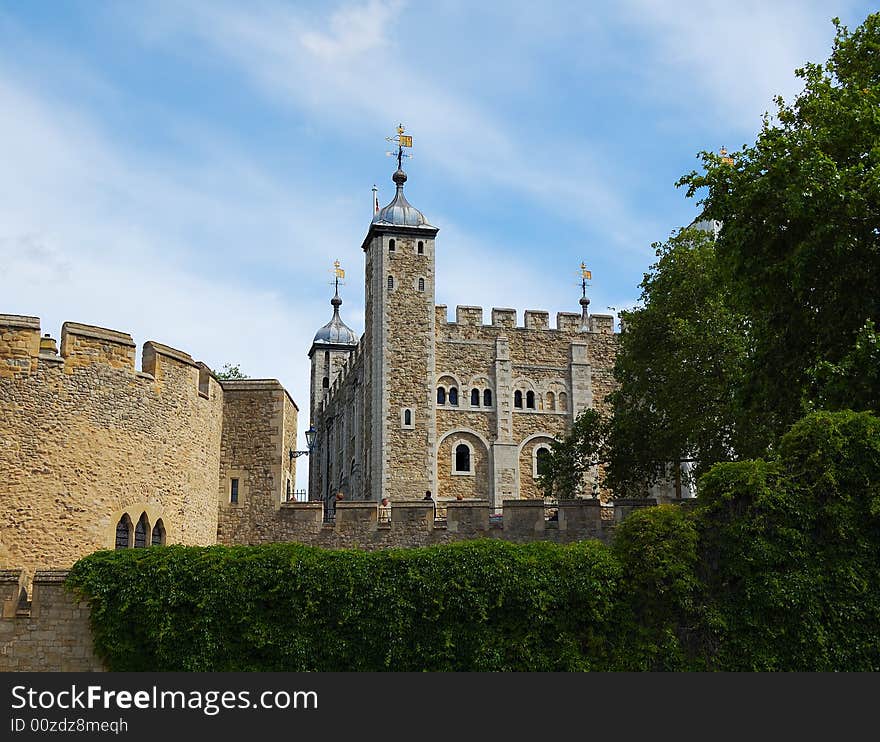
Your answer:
470,388 -> 480,406
418,240 -> 424,254
115,514 -> 132,549
404,409 -> 412,426
387,275 -> 394,290
546,391 -> 556,410
437,387 -> 446,405
418,277 -> 425,292
526,391 -> 535,409
558,391 -> 568,411
448,387 -> 459,406
134,512 -> 149,548
536,447 -> 551,479
514,390 -> 523,408
455,443 -> 471,473
483,389 -> 492,406
151,519 -> 166,546
389,238 -> 396,252
322,377 -> 329,389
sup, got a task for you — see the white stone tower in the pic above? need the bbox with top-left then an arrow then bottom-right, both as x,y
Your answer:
360,148 -> 439,501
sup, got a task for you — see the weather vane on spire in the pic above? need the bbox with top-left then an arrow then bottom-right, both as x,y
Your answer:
386,123 -> 413,170
331,259 -> 346,294
579,262 -> 592,299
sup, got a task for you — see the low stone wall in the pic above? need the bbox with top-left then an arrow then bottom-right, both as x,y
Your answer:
0,570 -> 103,672
263,497 -> 651,550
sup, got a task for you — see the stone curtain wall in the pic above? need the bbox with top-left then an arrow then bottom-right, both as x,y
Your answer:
216,381 -> 298,545
0,316 -> 224,576
269,498 -> 650,549
0,498 -> 656,673
0,570 -> 103,672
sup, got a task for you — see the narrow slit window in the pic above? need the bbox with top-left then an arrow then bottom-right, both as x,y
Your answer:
404,409 -> 412,426
389,238 -> 396,252
470,388 -> 480,406
387,275 -> 394,290
418,277 -> 425,292
230,478 -> 239,504
417,240 -> 424,254
322,377 -> 329,389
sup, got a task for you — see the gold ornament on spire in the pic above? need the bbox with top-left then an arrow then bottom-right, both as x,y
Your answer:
386,123 -> 413,169
719,146 -> 734,166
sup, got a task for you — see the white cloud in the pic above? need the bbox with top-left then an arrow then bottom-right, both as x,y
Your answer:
619,0 -> 854,132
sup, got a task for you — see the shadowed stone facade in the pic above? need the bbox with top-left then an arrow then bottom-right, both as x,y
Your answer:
310,167 -> 619,510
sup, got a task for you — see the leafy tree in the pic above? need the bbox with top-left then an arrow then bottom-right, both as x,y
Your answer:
537,408 -> 607,499
605,228 -> 751,494
215,363 -> 249,380
678,14 -> 880,438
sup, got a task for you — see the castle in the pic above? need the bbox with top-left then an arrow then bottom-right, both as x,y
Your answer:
0,153 -> 625,584
308,161 -> 618,513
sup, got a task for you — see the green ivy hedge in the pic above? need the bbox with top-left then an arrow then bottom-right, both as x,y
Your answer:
67,539 -> 633,671
67,411 -> 880,671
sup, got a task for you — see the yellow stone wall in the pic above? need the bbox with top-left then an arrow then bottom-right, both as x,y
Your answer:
0,317 -> 224,577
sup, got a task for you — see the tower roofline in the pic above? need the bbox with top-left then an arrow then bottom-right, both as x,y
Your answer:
360,222 -> 439,252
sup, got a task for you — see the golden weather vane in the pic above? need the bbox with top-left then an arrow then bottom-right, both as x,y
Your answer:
579,262 -> 592,299
719,146 -> 734,166
331,260 -> 346,293
386,123 -> 413,170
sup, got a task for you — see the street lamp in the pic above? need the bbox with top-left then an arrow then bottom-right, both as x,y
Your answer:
289,425 -> 317,461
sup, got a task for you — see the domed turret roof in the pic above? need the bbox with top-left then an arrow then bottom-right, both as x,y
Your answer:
371,168 -> 434,228
313,292 -> 357,346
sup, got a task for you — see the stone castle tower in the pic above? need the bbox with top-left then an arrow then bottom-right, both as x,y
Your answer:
308,153 -> 620,509
361,166 -> 439,501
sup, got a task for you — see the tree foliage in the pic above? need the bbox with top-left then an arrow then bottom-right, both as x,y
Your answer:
538,408 -> 607,499
677,13 -> 880,440
605,228 -> 751,493
215,363 -> 249,380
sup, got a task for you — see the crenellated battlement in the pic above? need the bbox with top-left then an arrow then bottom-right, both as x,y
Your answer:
434,305 -> 617,334
0,314 -> 223,396
271,497 -> 656,548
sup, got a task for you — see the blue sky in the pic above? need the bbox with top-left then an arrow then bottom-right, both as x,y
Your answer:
1,0 -> 874,490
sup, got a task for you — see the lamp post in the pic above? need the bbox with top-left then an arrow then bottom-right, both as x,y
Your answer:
287,425 -> 317,501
